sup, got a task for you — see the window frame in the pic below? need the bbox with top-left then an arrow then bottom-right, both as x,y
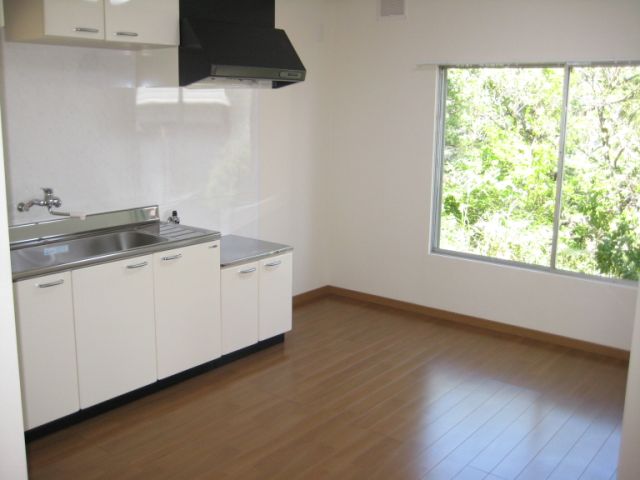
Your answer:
431,62 -> 640,285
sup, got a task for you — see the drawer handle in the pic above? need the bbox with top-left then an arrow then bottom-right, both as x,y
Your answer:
74,27 -> 100,34
265,260 -> 282,268
127,261 -> 148,270
209,245 -> 219,249
115,31 -> 139,37
239,267 -> 257,275
37,279 -> 64,289
162,254 -> 183,261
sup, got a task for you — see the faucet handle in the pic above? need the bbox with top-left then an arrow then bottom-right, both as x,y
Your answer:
42,188 -> 61,206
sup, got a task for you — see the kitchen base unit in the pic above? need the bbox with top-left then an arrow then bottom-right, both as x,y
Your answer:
24,334 -> 285,442
220,235 -> 293,358
14,272 -> 80,430
73,255 -> 158,409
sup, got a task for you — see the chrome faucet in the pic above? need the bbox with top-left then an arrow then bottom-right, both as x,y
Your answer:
18,188 -> 62,212
17,188 -> 86,219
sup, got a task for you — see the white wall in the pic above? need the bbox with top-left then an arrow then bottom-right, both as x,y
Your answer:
0,41 -> 28,480
0,130 -> 27,480
2,0 -> 638,349
619,286 -> 640,478
1,39 -> 261,233
0,0 -> 333,295
257,0 -> 333,294
327,0 -> 640,350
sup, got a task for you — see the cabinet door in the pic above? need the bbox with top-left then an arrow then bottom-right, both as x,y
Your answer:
154,242 -> 221,379
221,262 -> 259,355
104,0 -> 179,46
259,253 -> 293,340
14,272 -> 79,430
44,0 -> 105,40
72,255 -> 156,408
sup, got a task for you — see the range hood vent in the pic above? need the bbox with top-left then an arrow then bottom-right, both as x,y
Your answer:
179,0 -> 306,89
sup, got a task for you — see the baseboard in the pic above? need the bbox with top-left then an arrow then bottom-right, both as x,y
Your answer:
294,285 -> 630,362
292,286 -> 333,308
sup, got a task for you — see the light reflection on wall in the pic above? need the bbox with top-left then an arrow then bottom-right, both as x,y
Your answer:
2,37 -> 260,237
134,86 -> 259,236
135,88 -> 231,106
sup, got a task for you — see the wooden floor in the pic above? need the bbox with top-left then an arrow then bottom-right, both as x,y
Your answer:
27,296 -> 628,480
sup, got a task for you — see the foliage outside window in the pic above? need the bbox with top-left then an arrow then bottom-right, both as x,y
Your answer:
434,65 -> 640,281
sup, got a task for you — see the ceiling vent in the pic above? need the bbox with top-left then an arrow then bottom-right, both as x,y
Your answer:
379,0 -> 406,18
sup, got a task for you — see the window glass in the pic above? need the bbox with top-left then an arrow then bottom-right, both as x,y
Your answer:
557,66 -> 640,280
435,64 -> 640,281
439,67 -> 564,266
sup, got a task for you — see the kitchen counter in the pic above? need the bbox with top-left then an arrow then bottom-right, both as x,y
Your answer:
221,235 -> 292,267
10,206 -> 220,281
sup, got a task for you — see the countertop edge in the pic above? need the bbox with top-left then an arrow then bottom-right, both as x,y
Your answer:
12,232 -> 221,282
220,246 -> 294,268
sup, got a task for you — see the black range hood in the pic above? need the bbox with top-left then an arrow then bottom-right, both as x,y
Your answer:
179,0 -> 306,88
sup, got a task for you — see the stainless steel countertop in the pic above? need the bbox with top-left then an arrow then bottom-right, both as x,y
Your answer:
11,220 -> 220,282
221,235 -> 292,268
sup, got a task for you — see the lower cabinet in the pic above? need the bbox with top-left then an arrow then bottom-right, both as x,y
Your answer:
221,252 -> 293,354
13,241 -> 290,429
14,272 -> 80,430
221,262 -> 259,354
72,255 -> 157,408
154,241 -> 221,379
259,253 -> 293,341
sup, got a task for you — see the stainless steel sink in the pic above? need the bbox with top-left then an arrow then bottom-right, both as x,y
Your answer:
11,231 -> 167,274
84,231 -> 166,252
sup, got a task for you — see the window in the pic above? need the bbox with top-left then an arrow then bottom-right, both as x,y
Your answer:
433,64 -> 640,281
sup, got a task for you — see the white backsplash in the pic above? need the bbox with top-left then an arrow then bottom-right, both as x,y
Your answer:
1,38 -> 259,237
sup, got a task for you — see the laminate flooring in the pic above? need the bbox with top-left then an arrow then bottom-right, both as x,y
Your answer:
27,296 -> 629,479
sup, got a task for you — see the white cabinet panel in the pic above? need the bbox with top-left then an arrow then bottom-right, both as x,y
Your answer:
72,255 -> 156,408
5,0 -> 178,47
105,0 -> 178,46
221,262 -> 259,355
14,272 -> 79,430
259,253 -> 293,341
154,242 -> 221,379
44,0 -> 105,40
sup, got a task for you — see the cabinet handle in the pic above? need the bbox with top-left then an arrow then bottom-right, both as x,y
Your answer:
209,244 -> 219,249
126,261 -> 148,270
239,267 -> 257,275
37,279 -> 64,289
162,254 -> 183,262
265,260 -> 282,268
115,31 -> 139,37
74,27 -> 100,34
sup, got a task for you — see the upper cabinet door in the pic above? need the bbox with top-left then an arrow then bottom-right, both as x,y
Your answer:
44,0 -> 105,40
105,0 -> 179,46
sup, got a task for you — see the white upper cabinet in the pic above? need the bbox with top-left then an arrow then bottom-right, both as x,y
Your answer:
72,255 -> 157,408
105,0 -> 179,47
14,272 -> 80,430
4,0 -> 178,47
44,0 -> 105,40
153,242 -> 221,379
5,0 -> 105,43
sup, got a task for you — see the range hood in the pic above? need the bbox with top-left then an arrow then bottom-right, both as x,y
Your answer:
179,0 -> 306,88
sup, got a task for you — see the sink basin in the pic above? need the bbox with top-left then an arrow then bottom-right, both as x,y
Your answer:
11,231 -> 167,274
84,231 -> 166,252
